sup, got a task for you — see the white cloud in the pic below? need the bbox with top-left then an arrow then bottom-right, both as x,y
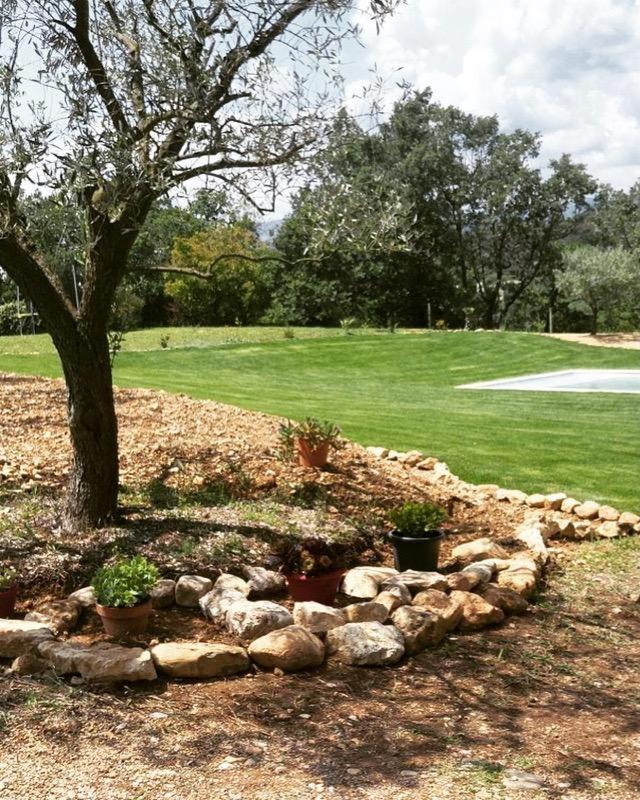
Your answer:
350,0 -> 640,188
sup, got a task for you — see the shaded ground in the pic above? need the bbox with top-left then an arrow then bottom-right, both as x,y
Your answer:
0,376 -> 638,799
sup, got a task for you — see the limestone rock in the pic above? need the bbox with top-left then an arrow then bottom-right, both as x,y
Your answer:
150,579 -> 176,609
68,586 -> 96,608
366,446 -> 389,459
386,450 -> 402,461
200,587 -> 246,623
0,619 -> 54,658
242,566 -> 286,598
11,652 -> 51,676
398,450 -> 423,466
325,621 -> 405,666
293,601 -> 345,633
526,494 -> 546,509
515,522 -> 549,564
151,642 -> 249,679
619,512 -> 640,529
381,570 -> 448,594
343,600 -> 388,624
226,600 -> 293,641
391,606 -> 449,654
38,640 -> 157,682
481,584 -> 528,615
446,572 -> 475,592
596,520 -> 620,539
496,559 -> 538,599
495,488 -> 527,504
215,573 -> 250,594
416,457 -> 439,470
574,501 -> 600,520
375,585 -> 412,613
341,566 -> 398,600
598,505 -> 620,522
248,625 -> 325,672
175,575 -> 214,607
451,538 -> 509,566
412,589 -> 464,631
555,518 -> 577,539
25,599 -> 81,635
545,492 -> 567,510
450,591 -> 505,631
560,497 -> 581,514
461,562 -> 494,589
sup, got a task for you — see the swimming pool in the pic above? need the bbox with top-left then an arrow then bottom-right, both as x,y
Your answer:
459,369 -> 640,394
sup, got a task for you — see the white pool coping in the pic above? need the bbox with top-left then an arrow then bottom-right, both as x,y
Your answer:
458,368 -> 640,394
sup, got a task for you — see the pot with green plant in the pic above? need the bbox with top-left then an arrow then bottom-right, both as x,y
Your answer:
92,556 -> 159,637
278,418 -> 341,468
388,501 -> 447,571
278,535 -> 345,605
0,567 -> 18,618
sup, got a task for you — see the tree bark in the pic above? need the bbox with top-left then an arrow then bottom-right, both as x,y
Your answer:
590,307 -> 599,336
58,330 -> 119,530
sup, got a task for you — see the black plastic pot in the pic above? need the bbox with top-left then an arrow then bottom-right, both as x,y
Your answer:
388,529 -> 444,572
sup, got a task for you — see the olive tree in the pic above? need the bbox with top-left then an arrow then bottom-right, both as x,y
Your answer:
557,246 -> 640,334
0,0 -> 397,530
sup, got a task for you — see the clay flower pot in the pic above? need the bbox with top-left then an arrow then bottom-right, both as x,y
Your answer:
0,584 -> 18,618
96,599 -> 152,637
296,438 -> 330,468
285,569 -> 345,606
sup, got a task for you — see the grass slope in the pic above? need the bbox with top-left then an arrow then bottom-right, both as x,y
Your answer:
1,330 -> 639,511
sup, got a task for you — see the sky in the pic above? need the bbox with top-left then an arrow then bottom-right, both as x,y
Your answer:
346,0 -> 640,190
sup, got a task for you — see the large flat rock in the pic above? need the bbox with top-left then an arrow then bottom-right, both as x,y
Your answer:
325,621 -> 405,666
0,619 -> 55,658
151,642 -> 249,679
38,640 -> 157,682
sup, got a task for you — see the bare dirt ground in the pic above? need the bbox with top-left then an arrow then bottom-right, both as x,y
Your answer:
0,375 -> 639,800
544,332 -> 640,350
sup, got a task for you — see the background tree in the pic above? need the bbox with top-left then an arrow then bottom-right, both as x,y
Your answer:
0,0 -> 398,530
557,246 -> 640,334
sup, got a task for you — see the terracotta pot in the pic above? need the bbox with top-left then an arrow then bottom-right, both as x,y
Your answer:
285,569 -> 345,606
96,599 -> 152,637
296,438 -> 330,468
0,584 -> 17,618
388,529 -> 444,572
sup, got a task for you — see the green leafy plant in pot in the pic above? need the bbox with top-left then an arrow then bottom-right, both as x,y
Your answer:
92,556 -> 159,637
277,535 -> 345,606
0,567 -> 18,618
388,502 -> 447,571
278,418 -> 341,468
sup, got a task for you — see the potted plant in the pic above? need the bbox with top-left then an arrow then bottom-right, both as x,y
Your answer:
388,501 -> 447,571
278,418 -> 341,468
0,567 -> 18,618
278,535 -> 345,606
92,556 -> 159,637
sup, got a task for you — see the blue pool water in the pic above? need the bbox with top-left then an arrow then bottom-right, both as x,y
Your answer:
459,369 -> 640,394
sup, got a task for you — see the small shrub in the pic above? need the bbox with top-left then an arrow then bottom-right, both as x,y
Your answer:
282,326 -> 295,339
0,567 -> 17,590
92,556 -> 159,608
434,319 -> 447,330
340,317 -> 358,335
160,334 -> 171,349
388,501 -> 447,537
108,330 -> 125,365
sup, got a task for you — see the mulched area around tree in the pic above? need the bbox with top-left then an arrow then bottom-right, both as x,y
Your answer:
0,374 -> 639,799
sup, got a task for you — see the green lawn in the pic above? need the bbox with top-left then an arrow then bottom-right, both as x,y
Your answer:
1,329 -> 639,511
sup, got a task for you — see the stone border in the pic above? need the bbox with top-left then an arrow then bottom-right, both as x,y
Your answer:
2,447 -> 636,683
1,530 -> 548,682
365,446 -> 640,540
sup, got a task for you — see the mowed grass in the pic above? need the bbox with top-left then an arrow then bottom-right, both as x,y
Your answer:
1,330 -> 639,511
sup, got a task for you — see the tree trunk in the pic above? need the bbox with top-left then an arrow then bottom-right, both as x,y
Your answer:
590,307 -> 599,336
58,331 -> 119,530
